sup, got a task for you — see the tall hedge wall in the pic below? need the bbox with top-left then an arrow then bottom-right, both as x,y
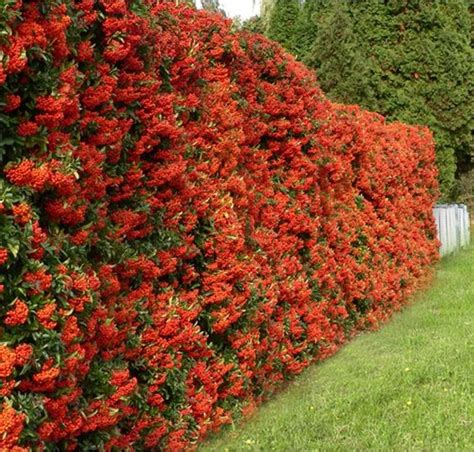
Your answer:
0,1 -> 438,450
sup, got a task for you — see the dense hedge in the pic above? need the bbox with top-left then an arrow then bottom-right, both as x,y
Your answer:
0,1 -> 439,450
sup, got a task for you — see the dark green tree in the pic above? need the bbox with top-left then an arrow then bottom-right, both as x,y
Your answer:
307,2 -> 373,105
266,0 -> 301,54
293,0 -> 324,62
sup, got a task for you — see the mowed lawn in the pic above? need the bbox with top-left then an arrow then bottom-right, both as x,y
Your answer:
201,246 -> 474,452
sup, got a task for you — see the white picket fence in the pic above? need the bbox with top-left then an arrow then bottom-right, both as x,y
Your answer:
433,204 -> 470,257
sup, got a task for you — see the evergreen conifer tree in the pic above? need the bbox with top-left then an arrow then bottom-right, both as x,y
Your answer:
267,0 -> 301,54
294,0 -> 324,62
308,2 -> 373,106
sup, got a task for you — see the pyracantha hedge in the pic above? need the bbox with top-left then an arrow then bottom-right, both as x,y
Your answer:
0,0 -> 439,450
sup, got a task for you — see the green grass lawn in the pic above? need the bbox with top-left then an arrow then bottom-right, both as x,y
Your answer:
201,246 -> 474,452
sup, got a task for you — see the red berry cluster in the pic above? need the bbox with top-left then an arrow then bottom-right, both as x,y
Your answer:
0,1 -> 439,450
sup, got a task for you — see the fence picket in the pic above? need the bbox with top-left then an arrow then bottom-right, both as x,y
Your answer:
433,204 -> 470,257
